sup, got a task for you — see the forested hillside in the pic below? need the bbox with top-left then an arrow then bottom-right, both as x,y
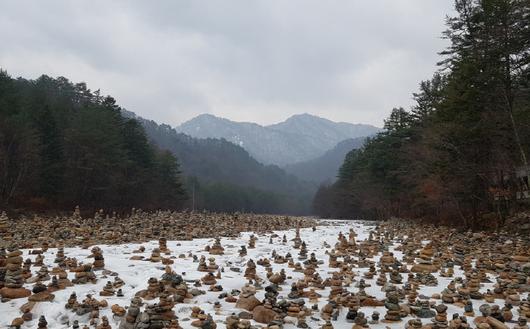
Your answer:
284,137 -> 367,183
130,113 -> 316,214
0,71 -> 316,215
314,0 -> 530,228
0,72 -> 186,212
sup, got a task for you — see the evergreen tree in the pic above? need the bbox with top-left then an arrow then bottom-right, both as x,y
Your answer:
0,72 -> 187,211
35,105 -> 64,202
314,0 -> 530,227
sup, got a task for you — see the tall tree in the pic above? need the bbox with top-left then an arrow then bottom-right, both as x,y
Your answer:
314,0 -> 530,226
0,71 -> 187,211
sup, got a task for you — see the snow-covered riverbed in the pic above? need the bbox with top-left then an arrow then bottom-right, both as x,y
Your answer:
0,220 -> 516,328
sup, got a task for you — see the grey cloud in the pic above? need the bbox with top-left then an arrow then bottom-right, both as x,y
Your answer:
0,1 -> 455,126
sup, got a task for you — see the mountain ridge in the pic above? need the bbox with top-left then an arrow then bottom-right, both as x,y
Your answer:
176,113 -> 380,165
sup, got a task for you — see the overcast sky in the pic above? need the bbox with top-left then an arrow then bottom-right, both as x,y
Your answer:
1,1 -> 454,127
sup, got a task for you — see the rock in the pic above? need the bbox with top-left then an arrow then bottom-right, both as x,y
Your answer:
19,302 -> 35,313
0,287 -> 31,299
11,317 -> 24,327
238,311 -> 252,319
22,311 -> 33,321
235,295 -> 261,311
252,305 -> 278,324
512,255 -> 530,262
28,291 -> 55,302
112,304 -> 126,316
411,264 -> 437,273
486,316 -> 509,329
480,304 -> 492,317
362,298 -> 384,307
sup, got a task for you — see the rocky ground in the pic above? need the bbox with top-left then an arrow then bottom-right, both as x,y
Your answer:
0,211 -> 529,329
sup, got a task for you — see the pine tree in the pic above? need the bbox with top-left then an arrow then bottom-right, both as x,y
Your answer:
35,105 -> 64,202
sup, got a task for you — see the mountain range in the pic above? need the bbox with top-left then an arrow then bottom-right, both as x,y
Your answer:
122,110 -> 317,214
176,113 -> 379,166
123,110 -> 378,213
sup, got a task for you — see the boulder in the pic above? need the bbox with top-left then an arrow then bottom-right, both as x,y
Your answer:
235,296 -> 261,311
19,302 -> 36,313
361,298 -> 384,307
486,316 -> 509,329
0,287 -> 31,299
28,291 -> 55,302
410,264 -> 437,273
11,318 -> 24,327
252,305 -> 278,324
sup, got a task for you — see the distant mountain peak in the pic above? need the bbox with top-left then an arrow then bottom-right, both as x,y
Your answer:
275,113 -> 373,127
195,113 -> 217,118
278,113 -> 331,123
176,113 -> 380,166
181,113 -> 263,128
288,112 -> 320,119
185,113 -> 223,122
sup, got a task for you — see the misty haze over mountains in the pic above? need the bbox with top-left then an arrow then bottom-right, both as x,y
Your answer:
176,113 -> 380,166
121,108 -> 378,214
124,110 -> 378,186
283,137 -> 368,183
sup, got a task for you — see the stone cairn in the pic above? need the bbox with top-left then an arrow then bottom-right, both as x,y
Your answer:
160,266 -> 187,302
91,247 -> 105,270
248,234 -> 257,249
383,291 -> 401,322
236,284 -> 261,311
64,293 -> 108,325
292,227 -> 302,249
71,264 -> 97,284
149,248 -> 162,262
244,259 -> 257,280
134,293 -> 176,328
54,246 -> 66,266
411,242 -> 438,273
239,245 -> 247,257
0,246 -> 31,300
0,212 -> 9,245
37,315 -> 48,329
208,238 -> 224,255
159,237 -> 170,254
207,258 -> 218,272
197,255 -> 208,272
100,281 -> 115,296
118,297 -> 143,329
298,241 -> 308,260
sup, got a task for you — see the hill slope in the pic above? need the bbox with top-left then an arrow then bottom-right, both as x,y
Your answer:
284,137 -> 367,183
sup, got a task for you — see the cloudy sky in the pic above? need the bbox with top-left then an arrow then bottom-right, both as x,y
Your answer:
1,1 -> 454,127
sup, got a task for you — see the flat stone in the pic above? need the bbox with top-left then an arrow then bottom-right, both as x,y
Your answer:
0,287 -> 31,299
